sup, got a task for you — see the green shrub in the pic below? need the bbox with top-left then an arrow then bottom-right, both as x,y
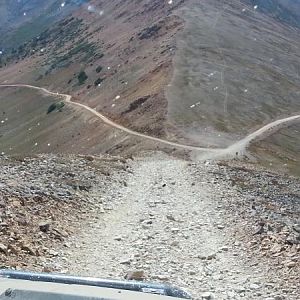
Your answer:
56,102 -> 65,112
47,102 -> 65,114
47,103 -> 57,114
94,77 -> 104,86
96,65 -> 103,73
78,71 -> 88,84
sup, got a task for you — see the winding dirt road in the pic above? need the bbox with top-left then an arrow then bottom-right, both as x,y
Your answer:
0,83 -> 299,158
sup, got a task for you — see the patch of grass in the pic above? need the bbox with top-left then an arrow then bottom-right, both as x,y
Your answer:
78,71 -> 88,85
96,65 -> 103,73
47,101 -> 65,114
138,24 -> 161,40
49,41 -> 98,71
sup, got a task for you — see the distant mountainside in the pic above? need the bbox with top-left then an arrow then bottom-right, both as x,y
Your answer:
0,0 -> 186,156
0,0 -> 56,29
0,0 -> 87,50
0,0 -> 299,175
243,0 -> 300,28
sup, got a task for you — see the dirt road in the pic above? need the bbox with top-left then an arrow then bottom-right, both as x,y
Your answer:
55,153 -> 291,300
0,84 -> 299,159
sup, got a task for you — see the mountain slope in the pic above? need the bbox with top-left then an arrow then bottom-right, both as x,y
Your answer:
0,0 -> 87,50
166,0 -> 300,174
0,0 -> 299,175
0,0 -> 186,141
243,0 -> 300,28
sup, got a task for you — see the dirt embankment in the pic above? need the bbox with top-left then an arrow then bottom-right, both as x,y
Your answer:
0,154 -> 129,271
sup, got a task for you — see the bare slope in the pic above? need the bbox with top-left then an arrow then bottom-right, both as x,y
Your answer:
0,0 -> 187,156
0,86 -> 181,156
0,0 -> 186,141
166,0 -> 300,173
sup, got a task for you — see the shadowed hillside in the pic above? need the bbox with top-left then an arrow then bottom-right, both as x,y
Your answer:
243,0 -> 300,28
0,0 -> 88,49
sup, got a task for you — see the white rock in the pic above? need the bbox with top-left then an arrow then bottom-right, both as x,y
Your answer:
201,292 -> 214,299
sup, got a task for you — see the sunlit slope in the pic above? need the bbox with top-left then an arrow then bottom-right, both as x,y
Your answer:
0,0 -> 185,142
0,87 -> 140,155
166,0 -> 300,173
167,0 -> 300,144
249,124 -> 300,176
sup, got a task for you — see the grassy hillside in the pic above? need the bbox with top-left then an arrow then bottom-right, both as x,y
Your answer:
0,87 -> 177,156
0,0 -> 186,141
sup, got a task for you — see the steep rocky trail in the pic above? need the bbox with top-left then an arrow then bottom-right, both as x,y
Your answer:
1,153 -> 298,299
57,153 -> 295,300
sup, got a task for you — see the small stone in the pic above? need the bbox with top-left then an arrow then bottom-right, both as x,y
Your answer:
166,215 -> 176,221
235,286 -> 246,293
292,224 -> 300,233
8,244 -> 19,255
285,235 -> 299,245
142,220 -> 153,225
253,225 -> 264,235
219,246 -> 229,252
49,250 -> 59,257
114,236 -> 122,241
227,291 -> 236,298
0,243 -> 8,255
206,253 -> 216,260
39,221 -> 51,233
125,270 -> 145,281
285,261 -> 296,268
42,267 -> 52,273
217,225 -> 225,230
120,257 -> 132,265
171,241 -> 179,247
198,253 -> 216,260
21,244 -> 35,256
201,292 -> 213,299
171,228 -> 180,233
249,283 -> 260,290
188,270 -> 197,275
151,274 -> 170,281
